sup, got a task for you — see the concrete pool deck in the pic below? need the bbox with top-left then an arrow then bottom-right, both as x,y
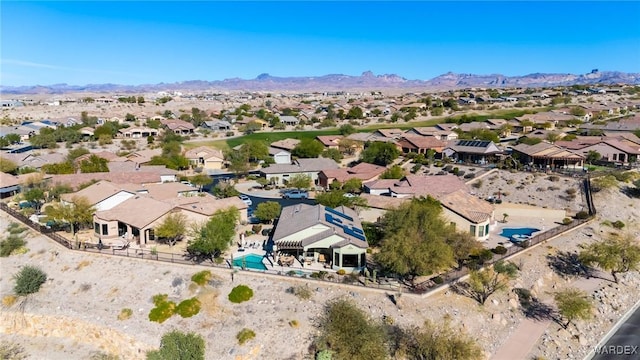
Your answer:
485,202 -> 567,249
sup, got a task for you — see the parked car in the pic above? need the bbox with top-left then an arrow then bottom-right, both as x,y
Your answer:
282,189 -> 309,199
238,194 -> 252,206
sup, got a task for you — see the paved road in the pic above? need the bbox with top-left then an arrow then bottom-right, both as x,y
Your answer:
591,307 -> 640,360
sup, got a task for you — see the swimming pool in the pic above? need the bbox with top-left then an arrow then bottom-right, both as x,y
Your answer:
233,253 -> 267,271
500,227 -> 540,242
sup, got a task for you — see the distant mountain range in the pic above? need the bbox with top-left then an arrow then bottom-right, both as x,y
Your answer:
2,70 -> 639,95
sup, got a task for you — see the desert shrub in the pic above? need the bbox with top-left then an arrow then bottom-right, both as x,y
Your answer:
236,328 -> 256,345
434,161 -> 443,167
0,341 -> 27,360
191,270 -> 212,286
118,308 -> 133,320
13,266 -> 47,296
574,211 -> 590,220
547,175 -> 560,182
492,246 -> 508,255
612,220 -> 625,229
228,285 -> 253,303
7,222 -> 26,235
251,224 -> 262,233
147,330 -> 205,360
316,350 -> 333,360
89,352 -> 120,360
464,172 -> 476,179
287,285 -> 313,300
432,276 -> 444,285
452,167 -> 459,175
176,297 -> 201,318
336,269 -> 346,275
148,294 -> 176,323
562,218 -> 573,225
0,235 -> 26,257
566,188 -> 577,195
471,180 -> 483,189
79,283 -> 92,292
289,320 -> 299,328
2,295 -> 18,307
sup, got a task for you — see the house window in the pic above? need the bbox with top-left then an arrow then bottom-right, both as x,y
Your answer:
94,223 -> 100,234
101,224 -> 108,235
149,229 -> 155,241
469,225 -> 476,236
478,225 -> 485,237
485,224 -> 490,236
613,154 -> 617,161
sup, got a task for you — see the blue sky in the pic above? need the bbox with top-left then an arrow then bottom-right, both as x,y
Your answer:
1,1 -> 639,86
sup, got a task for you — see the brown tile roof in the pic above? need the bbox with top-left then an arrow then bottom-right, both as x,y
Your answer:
270,138 -> 301,151
512,142 -> 585,159
177,196 -> 247,216
397,136 -> 446,151
0,172 -> 20,188
95,196 -> 173,229
49,172 -> 168,190
320,162 -> 387,183
438,189 -> 493,223
183,146 -> 224,160
160,119 -> 195,131
315,135 -> 344,147
359,193 -> 408,210
61,180 -> 132,205
374,128 -> 405,139
137,182 -> 199,200
389,174 -> 468,197
125,149 -> 162,164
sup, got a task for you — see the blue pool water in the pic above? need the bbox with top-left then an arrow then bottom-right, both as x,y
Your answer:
233,254 -> 267,270
500,227 -> 540,242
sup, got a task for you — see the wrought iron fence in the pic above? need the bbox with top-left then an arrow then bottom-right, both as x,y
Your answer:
1,196 -> 595,297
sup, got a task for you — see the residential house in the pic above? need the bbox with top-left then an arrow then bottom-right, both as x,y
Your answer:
405,127 -> 458,141
125,149 -> 162,165
61,180 -> 136,211
318,162 -> 387,189
372,128 -> 405,140
201,120 -> 232,131
0,172 -> 21,198
259,158 -> 340,187
511,142 -> 585,169
272,204 -> 368,271
315,135 -> 343,150
443,140 -> 502,164
439,189 -> 494,241
515,112 -> 578,129
87,182 -> 246,246
93,196 -> 175,245
118,127 -> 159,139
362,175 -> 493,241
184,146 -> 225,170
458,122 -> 490,132
160,119 -> 195,135
396,136 -> 446,155
268,147 -> 292,165
270,138 -> 301,152
555,138 -> 640,164
579,116 -> 640,133
18,152 -> 66,170
370,174 -> 468,199
280,115 -> 300,126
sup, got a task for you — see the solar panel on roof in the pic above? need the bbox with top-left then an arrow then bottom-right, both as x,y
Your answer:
325,206 -> 354,222
344,227 -> 366,241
